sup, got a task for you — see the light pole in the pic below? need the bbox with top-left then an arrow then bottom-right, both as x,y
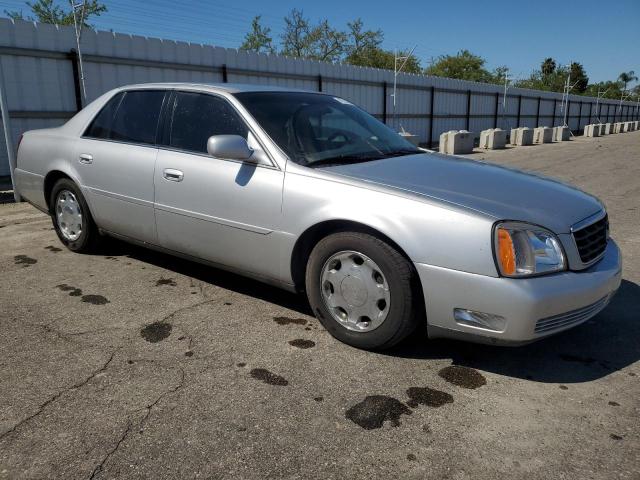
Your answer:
391,45 -> 417,132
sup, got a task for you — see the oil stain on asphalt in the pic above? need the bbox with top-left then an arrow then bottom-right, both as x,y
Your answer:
14,255 -> 37,267
345,395 -> 412,430
273,316 -> 307,326
156,277 -> 177,286
81,294 -> 109,305
288,339 -> 315,349
45,245 -> 62,252
406,387 -> 453,408
56,284 -> 82,297
250,368 -> 288,386
140,321 -> 172,343
438,365 -> 486,389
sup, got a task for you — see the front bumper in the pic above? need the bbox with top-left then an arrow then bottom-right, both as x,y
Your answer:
415,239 -> 622,345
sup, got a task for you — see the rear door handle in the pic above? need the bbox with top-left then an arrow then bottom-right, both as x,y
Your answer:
79,153 -> 93,164
163,168 -> 184,182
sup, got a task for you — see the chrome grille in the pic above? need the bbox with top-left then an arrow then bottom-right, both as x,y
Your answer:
534,295 -> 610,334
573,214 -> 608,264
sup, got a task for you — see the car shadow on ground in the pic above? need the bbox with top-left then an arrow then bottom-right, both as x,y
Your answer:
102,239 -> 639,384
388,279 -> 640,384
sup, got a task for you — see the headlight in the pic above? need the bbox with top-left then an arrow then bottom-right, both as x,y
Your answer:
494,222 -> 566,277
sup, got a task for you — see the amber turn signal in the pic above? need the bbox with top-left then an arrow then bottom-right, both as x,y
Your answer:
497,228 -> 516,275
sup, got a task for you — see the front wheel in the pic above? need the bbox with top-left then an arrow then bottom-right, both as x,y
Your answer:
305,232 -> 421,350
50,178 -> 100,253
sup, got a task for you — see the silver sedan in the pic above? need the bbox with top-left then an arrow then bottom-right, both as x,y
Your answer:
14,83 -> 622,350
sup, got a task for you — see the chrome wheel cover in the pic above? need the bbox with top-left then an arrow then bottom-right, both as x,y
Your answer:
55,190 -> 83,241
320,250 -> 391,332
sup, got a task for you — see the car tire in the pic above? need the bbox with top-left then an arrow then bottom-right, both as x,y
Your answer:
50,178 -> 101,253
305,231 -> 421,350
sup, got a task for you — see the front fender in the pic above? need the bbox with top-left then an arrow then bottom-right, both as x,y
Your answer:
282,170 -> 499,278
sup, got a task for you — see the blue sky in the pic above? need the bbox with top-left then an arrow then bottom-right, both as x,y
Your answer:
1,0 -> 638,86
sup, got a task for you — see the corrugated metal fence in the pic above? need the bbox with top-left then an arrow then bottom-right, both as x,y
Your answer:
1,18 -> 639,176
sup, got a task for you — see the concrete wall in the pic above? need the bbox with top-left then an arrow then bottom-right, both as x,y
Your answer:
1,18 -> 639,176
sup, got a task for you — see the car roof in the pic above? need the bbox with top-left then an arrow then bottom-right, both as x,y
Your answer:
120,82 -> 324,95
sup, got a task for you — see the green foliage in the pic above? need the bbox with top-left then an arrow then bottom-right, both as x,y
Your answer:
618,71 -> 638,91
424,50 -> 505,84
516,59 -> 588,94
583,81 -> 624,100
5,0 -> 107,27
242,10 -> 420,72
240,16 -> 275,54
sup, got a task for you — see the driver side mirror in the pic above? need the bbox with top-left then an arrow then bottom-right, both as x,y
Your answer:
207,135 -> 255,161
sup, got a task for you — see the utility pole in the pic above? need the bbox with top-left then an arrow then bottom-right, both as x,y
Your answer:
391,45 -> 417,132
71,0 -> 88,104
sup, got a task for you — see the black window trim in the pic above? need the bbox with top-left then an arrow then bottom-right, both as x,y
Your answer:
81,88 -> 170,149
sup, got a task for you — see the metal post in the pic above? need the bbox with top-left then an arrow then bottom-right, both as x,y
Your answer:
69,49 -> 83,112
465,90 -> 471,131
382,82 -> 388,125
578,102 -> 583,132
0,60 -> 20,202
493,92 -> 499,128
551,98 -> 557,127
516,95 -> 522,127
428,87 -> 435,147
535,97 -> 541,127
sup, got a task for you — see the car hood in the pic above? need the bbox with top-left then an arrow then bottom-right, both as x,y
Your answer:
322,152 -> 603,233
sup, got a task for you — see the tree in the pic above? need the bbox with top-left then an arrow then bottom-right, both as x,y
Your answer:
240,15 -> 275,54
280,9 -> 312,58
583,81 -> 624,100
5,0 -> 107,27
306,19 -> 347,62
424,50 -> 501,84
569,62 -> 589,93
541,57 -> 556,76
345,18 -> 383,57
618,71 -> 638,91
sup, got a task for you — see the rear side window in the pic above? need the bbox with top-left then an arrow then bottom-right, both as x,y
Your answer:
168,92 -> 248,154
84,90 -> 165,145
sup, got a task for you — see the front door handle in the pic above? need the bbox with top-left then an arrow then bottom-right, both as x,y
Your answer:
79,153 -> 93,164
163,168 -> 184,182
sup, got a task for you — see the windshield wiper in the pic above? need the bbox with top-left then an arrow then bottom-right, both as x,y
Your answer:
306,154 -> 384,168
379,148 -> 422,158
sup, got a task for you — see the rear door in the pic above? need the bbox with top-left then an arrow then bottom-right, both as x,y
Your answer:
153,91 -> 284,279
74,89 -> 167,243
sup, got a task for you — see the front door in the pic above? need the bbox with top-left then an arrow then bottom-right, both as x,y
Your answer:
153,91 -> 284,280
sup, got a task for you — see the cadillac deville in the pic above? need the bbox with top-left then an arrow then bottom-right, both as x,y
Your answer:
14,83 -> 622,350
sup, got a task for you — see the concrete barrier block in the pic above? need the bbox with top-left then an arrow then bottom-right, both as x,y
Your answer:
597,124 -> 606,136
614,122 -> 624,134
479,128 -> 506,149
584,124 -> 599,137
553,126 -> 570,141
602,123 -> 613,135
510,127 -> 533,146
533,126 -> 553,143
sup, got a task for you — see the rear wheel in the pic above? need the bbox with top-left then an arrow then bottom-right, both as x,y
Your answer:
50,178 -> 100,253
305,232 -> 420,350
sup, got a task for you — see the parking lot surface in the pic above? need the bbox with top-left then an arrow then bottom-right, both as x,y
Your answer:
1,132 -> 639,479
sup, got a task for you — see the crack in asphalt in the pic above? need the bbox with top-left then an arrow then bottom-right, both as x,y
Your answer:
86,367 -> 186,480
0,351 -> 117,442
87,421 -> 133,480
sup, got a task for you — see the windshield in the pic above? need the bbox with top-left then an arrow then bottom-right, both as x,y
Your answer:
233,91 -> 421,167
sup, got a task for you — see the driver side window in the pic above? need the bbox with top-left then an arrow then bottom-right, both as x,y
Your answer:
168,92 -> 249,154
